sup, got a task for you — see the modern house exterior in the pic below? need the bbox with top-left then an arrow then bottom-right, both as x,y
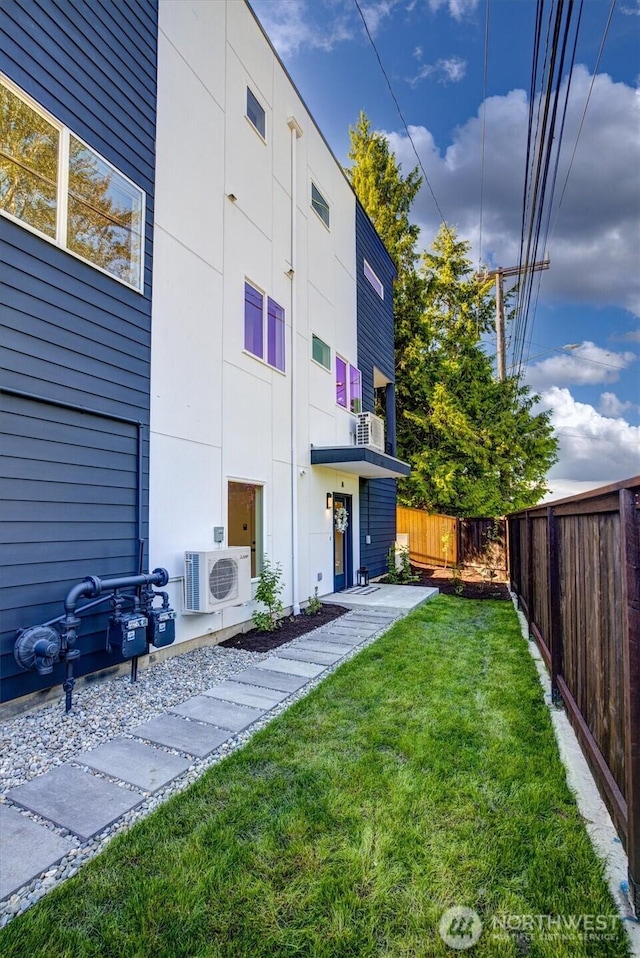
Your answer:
0,0 -> 408,707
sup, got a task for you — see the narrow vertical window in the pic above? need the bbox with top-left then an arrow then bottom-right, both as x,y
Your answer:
228,482 -> 263,578
244,282 -> 263,358
267,297 -> 285,372
246,87 -> 265,139
336,356 -> 348,408
311,182 -> 330,229
349,366 -> 362,414
364,260 -> 384,299
312,334 -> 331,370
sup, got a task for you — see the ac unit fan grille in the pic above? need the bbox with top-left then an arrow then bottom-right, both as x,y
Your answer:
209,558 -> 238,600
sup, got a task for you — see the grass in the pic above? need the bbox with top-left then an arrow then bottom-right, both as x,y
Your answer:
0,596 -> 630,957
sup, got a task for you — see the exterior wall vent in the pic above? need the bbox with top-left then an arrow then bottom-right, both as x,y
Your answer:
356,412 -> 385,453
184,548 -> 252,613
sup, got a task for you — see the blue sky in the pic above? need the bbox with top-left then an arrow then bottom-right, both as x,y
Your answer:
251,0 -> 640,498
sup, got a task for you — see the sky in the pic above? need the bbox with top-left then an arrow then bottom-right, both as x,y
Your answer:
250,0 -> 640,501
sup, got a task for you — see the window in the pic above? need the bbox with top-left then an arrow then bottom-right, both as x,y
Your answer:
336,356 -> 348,408
246,87 -> 265,139
244,281 -> 285,372
336,356 -> 361,413
312,334 -> 331,370
228,482 -> 263,578
364,259 -> 384,299
0,76 -> 144,291
349,365 -> 362,414
311,182 -> 330,229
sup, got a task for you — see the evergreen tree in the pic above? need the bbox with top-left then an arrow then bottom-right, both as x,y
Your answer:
347,113 -> 558,516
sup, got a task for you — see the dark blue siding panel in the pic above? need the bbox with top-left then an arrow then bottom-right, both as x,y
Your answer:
355,201 -> 398,576
0,0 -> 157,703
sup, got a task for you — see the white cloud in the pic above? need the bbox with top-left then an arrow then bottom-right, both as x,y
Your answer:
407,55 -> 467,87
385,67 -> 640,316
599,391 -> 639,417
360,0 -> 403,35
537,387 -> 640,481
611,329 -> 640,343
525,341 -> 637,390
253,0 -> 354,57
428,0 -> 480,21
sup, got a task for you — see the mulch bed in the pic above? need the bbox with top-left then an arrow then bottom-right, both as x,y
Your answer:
219,603 -> 349,653
408,565 -> 511,601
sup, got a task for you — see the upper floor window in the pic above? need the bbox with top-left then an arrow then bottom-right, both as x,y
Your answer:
311,182 -> 330,229
0,75 -> 144,291
336,356 -> 361,413
312,334 -> 331,370
364,259 -> 384,299
246,87 -> 265,139
244,281 -> 285,372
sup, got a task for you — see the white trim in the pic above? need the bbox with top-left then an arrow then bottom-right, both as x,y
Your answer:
0,73 -> 146,293
363,259 -> 384,299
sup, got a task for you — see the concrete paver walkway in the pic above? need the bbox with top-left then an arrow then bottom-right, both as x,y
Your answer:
2,588 -> 437,904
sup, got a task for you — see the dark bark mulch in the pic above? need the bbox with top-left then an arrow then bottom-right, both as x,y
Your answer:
408,566 -> 511,601
219,603 -> 349,653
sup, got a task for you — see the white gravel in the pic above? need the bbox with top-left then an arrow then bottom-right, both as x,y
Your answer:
0,611 -> 401,928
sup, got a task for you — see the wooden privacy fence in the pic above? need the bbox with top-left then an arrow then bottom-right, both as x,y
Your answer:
508,477 -> 640,912
396,507 -> 507,570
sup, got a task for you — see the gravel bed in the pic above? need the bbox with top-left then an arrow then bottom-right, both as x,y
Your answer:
0,611 -> 401,928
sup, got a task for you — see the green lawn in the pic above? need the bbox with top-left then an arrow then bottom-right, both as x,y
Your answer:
0,596 -> 629,957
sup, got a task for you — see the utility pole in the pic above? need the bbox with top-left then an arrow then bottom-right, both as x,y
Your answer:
478,259 -> 550,380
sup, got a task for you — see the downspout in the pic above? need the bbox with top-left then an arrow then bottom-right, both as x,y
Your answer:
288,116 -> 303,616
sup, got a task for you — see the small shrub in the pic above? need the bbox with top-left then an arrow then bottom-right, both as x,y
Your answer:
252,555 -> 284,632
450,562 -> 465,596
383,545 -> 418,585
306,587 -> 322,615
385,545 -> 400,584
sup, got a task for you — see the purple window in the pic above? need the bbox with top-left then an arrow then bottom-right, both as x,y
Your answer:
336,356 -> 347,408
350,366 -> 362,414
267,298 -> 285,372
244,282 -> 263,358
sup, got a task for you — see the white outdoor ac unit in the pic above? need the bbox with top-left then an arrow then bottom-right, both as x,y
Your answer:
184,548 -> 252,613
356,412 -> 385,453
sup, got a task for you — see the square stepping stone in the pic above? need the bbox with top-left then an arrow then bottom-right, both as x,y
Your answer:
0,805 -> 74,899
78,739 -> 190,793
172,696 -> 263,732
131,715 -> 230,758
203,681 -> 287,710
322,630 -> 372,646
7,765 -> 143,841
257,656 -> 325,678
295,639 -> 353,654
280,647 -> 343,665
233,667 -> 308,693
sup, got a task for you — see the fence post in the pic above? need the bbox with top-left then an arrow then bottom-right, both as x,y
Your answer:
621,488 -> 640,915
547,506 -> 563,706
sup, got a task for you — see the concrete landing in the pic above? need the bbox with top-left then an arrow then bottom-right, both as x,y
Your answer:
324,584 -> 438,610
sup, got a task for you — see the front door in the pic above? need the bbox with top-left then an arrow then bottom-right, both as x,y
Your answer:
333,493 -> 352,592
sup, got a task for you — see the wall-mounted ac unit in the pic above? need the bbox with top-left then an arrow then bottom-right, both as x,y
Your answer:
356,412 -> 385,453
184,548 -> 252,613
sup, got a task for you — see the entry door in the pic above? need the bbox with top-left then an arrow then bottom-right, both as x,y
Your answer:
333,493 -> 352,592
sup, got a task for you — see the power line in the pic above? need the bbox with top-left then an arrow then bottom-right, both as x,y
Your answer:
478,0 -> 491,270
352,0 -> 452,237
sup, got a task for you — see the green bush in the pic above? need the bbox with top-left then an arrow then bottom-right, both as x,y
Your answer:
252,555 -> 284,632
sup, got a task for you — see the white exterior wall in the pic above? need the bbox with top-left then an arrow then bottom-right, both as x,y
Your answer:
150,0 -> 361,645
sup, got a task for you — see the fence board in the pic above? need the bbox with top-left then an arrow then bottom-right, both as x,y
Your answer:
396,508 -> 457,566
509,477 -> 640,913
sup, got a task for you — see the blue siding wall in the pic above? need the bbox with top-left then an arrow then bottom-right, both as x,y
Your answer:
0,0 -> 157,703
355,202 -> 398,577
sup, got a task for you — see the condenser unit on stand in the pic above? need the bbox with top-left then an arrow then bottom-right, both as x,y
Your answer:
184,548 -> 252,613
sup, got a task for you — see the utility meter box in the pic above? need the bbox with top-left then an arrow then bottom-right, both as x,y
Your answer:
147,608 -> 177,648
108,613 -> 148,658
